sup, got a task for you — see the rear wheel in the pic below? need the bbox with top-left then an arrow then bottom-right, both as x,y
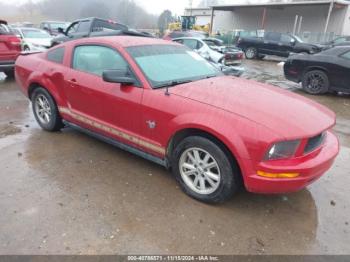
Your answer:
31,87 -> 63,131
171,136 -> 241,203
245,47 -> 257,59
302,70 -> 329,95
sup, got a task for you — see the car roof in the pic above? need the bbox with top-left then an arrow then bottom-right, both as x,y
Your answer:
69,36 -> 178,48
173,37 -> 203,41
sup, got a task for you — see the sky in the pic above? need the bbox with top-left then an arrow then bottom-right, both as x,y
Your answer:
0,0 -> 209,15
0,0 -> 252,15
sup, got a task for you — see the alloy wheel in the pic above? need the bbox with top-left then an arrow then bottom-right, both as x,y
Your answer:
34,94 -> 52,124
179,147 -> 221,195
306,73 -> 326,93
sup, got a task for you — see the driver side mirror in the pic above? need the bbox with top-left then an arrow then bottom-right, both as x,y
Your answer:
290,38 -> 296,45
57,27 -> 66,35
102,69 -> 135,85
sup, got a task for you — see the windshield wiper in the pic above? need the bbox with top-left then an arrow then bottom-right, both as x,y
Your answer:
155,79 -> 193,89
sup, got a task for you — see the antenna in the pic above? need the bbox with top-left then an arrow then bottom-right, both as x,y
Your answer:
165,86 -> 170,96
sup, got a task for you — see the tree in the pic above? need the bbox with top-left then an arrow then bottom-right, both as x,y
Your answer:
158,10 -> 174,35
80,2 -> 110,19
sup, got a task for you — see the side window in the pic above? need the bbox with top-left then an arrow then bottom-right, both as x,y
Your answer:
281,34 -> 293,43
182,39 -> 199,50
66,22 -> 79,36
72,45 -> 128,76
77,21 -> 90,33
340,51 -> 350,60
265,32 -> 281,41
47,47 -> 65,64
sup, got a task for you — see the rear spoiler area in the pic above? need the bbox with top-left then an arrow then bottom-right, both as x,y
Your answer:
20,50 -> 44,56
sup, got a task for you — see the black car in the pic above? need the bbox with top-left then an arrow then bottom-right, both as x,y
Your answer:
284,46 -> 350,94
237,32 -> 321,59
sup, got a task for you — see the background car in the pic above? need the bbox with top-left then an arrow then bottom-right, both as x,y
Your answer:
173,37 -> 244,76
284,46 -> 350,94
13,27 -> 52,51
173,37 -> 243,66
40,21 -> 70,36
0,20 -> 21,77
50,17 -> 142,46
163,30 -> 208,40
237,32 -> 321,59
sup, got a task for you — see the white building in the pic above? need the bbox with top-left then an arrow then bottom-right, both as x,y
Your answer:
186,0 -> 350,40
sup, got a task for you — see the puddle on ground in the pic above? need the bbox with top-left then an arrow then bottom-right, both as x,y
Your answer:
0,123 -> 21,138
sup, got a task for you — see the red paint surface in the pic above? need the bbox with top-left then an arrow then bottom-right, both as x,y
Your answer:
15,36 -> 339,194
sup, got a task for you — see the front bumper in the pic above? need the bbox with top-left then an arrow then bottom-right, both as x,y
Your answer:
243,131 -> 339,194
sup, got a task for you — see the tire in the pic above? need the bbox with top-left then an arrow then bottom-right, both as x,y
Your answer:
302,70 -> 329,95
171,136 -> 241,204
4,69 -> 14,78
31,87 -> 63,131
245,47 -> 257,59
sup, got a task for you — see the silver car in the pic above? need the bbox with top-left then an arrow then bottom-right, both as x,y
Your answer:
13,27 -> 52,51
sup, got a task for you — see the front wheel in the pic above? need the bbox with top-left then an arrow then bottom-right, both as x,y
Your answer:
245,47 -> 257,59
171,136 -> 241,203
31,87 -> 63,131
302,70 -> 329,95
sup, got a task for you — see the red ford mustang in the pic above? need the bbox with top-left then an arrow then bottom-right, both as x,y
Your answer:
15,36 -> 339,203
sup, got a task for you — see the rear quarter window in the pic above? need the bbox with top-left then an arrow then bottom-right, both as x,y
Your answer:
0,24 -> 12,35
47,47 -> 65,64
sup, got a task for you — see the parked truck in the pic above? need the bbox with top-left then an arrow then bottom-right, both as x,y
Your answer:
237,32 -> 321,59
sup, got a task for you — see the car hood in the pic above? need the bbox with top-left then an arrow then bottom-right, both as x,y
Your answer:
295,42 -> 321,50
25,38 -> 52,47
170,76 -> 335,139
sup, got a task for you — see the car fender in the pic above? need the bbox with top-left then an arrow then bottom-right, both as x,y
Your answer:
27,71 -> 65,106
303,65 -> 330,76
166,112 -> 252,161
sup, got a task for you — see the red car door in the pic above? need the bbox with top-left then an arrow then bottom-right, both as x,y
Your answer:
0,21 -> 21,67
64,44 -> 143,148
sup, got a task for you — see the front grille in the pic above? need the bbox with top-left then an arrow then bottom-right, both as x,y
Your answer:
304,132 -> 326,154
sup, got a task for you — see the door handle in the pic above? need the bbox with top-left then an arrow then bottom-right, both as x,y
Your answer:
68,78 -> 77,84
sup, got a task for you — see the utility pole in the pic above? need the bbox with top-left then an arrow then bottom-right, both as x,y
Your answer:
189,0 -> 193,16
324,0 -> 334,34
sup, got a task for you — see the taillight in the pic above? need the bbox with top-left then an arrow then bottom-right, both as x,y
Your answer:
8,36 -> 21,51
225,53 -> 231,59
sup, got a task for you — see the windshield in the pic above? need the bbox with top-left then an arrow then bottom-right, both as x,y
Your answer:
22,29 -> 51,38
127,45 -> 219,88
50,23 -> 69,30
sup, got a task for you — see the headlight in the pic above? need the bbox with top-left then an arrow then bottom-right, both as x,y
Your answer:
264,140 -> 301,160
